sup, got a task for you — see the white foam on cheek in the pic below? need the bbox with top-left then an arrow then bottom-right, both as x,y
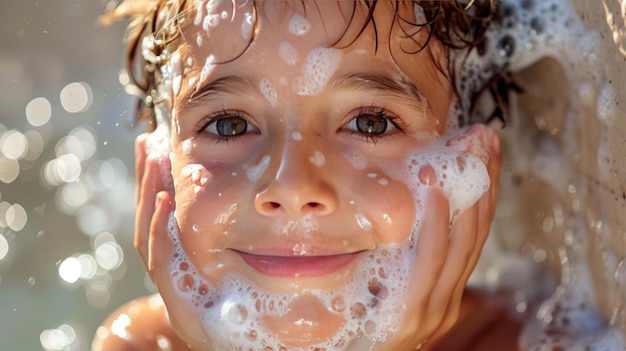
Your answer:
292,47 -> 342,96
181,163 -> 210,194
182,139 -> 193,155
278,41 -> 299,66
405,129 -> 491,221
259,78 -> 277,107
309,150 -> 325,167
288,13 -> 311,36
166,204 -> 419,351
196,33 -> 203,47
244,155 -> 270,182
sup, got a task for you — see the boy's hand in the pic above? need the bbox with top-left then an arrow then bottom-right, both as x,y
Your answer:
384,127 -> 501,350
134,133 -> 209,349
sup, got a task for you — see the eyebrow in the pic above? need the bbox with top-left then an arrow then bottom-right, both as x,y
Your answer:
177,75 -> 258,112
177,72 -> 427,112
329,72 -> 428,110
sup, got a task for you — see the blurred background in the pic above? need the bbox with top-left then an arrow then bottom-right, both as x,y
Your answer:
0,1 -> 154,350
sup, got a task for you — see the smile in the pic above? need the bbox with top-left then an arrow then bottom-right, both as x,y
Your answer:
235,250 -> 363,278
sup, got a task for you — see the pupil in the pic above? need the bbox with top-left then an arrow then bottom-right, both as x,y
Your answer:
357,114 -> 387,135
216,117 -> 247,136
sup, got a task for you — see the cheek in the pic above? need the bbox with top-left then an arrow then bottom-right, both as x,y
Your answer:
171,161 -> 243,262
352,169 -> 418,244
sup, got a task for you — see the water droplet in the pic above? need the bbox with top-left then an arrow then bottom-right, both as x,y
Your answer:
331,296 -> 346,312
530,17 -> 545,34
226,303 -> 248,325
497,35 -> 515,58
177,274 -> 195,292
350,302 -> 366,319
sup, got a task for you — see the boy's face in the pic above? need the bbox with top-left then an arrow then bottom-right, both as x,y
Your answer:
138,1 -> 498,350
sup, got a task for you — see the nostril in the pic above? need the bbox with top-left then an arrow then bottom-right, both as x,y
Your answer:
305,202 -> 326,212
260,202 -> 281,213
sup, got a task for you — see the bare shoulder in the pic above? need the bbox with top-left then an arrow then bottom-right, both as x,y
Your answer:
431,288 -> 523,351
91,294 -> 192,351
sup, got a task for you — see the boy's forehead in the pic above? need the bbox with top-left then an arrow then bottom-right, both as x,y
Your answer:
172,0 -> 419,63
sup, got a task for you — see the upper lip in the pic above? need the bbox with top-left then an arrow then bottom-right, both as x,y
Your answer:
231,248 -> 366,278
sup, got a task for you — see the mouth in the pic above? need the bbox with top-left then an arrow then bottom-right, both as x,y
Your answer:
235,250 -> 363,278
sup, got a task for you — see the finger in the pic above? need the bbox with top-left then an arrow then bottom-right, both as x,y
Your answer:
425,202 -> 479,342
430,133 -> 501,339
148,191 -> 208,348
148,191 -> 174,279
135,157 -> 164,270
135,133 -> 149,204
403,188 -> 450,341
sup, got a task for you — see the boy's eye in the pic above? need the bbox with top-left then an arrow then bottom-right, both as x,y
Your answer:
344,110 -> 398,137
204,115 -> 257,137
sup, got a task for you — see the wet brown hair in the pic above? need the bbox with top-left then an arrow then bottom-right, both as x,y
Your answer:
102,0 -> 513,129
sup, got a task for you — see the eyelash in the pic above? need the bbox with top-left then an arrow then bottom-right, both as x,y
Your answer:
196,107 -> 406,144
343,107 -> 406,144
197,109 -> 254,143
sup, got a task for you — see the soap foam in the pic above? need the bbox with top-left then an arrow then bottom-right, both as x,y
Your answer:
292,47 -> 342,96
166,210 -> 418,351
279,41 -> 299,66
244,155 -> 271,182
259,78 -> 278,108
454,0 -> 625,349
288,13 -> 311,36
405,127 -> 491,223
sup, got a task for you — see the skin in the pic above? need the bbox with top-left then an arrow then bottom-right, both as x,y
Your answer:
93,1 -> 517,350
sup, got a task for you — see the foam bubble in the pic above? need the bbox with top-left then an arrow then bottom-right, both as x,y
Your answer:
279,41 -> 299,66
241,12 -> 254,40
244,155 -> 270,182
165,198 -> 420,350
170,52 -> 182,97
291,131 -> 303,141
199,55 -> 216,85
288,13 -> 311,36
405,128 -> 491,221
308,150 -> 325,167
293,47 -> 342,96
259,78 -> 278,107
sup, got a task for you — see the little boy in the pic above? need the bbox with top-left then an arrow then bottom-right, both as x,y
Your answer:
94,0 -> 519,350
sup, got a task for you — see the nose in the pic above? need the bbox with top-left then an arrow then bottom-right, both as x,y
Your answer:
254,143 -> 339,217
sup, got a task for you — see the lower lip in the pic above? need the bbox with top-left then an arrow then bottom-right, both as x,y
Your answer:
236,251 -> 362,278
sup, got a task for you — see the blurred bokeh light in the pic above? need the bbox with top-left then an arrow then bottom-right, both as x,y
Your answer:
1,1 -> 153,350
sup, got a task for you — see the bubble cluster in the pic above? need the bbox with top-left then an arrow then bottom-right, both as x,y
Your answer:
288,13 -> 312,36
166,209 -> 419,351
405,127 -> 491,222
454,0 -> 594,125
293,47 -> 342,96
459,0 -> 625,349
